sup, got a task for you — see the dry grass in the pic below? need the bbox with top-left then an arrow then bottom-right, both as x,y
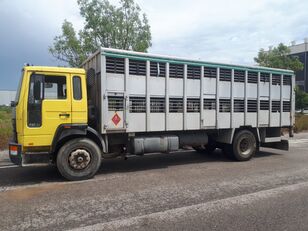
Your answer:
0,106 -> 12,150
294,113 -> 308,133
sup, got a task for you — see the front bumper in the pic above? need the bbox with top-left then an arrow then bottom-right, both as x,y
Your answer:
9,143 -> 22,166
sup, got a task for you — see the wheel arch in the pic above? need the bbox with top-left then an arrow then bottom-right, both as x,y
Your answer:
51,124 -> 107,156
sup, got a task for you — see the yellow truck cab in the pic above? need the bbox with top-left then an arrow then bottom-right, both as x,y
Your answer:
9,66 -> 101,179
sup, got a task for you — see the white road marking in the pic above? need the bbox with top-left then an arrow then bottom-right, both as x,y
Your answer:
0,165 -> 18,169
70,181 -> 308,231
289,138 -> 308,144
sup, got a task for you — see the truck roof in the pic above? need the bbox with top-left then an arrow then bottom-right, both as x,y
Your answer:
24,66 -> 85,74
84,47 -> 294,75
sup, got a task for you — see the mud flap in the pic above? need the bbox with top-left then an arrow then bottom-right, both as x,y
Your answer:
9,143 -> 22,166
260,139 -> 289,151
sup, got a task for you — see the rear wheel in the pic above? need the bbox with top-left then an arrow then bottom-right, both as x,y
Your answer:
57,138 -> 102,181
230,130 -> 256,161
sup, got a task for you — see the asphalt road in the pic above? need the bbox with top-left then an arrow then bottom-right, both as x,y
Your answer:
0,133 -> 308,230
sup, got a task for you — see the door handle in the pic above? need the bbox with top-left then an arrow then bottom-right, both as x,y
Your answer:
59,113 -> 70,118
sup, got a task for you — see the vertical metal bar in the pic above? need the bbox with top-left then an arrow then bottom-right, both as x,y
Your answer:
165,63 -> 169,131
183,64 -> 187,130
200,66 -> 204,129
230,69 -> 234,128
291,74 -> 296,126
146,60 -> 150,131
216,67 -> 220,129
257,72 -> 260,127
124,58 -> 129,129
280,74 -> 283,127
101,53 -> 108,133
269,73 -> 272,127
244,70 -> 248,126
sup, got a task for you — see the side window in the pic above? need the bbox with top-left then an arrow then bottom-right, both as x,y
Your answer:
73,76 -> 82,100
44,76 -> 67,99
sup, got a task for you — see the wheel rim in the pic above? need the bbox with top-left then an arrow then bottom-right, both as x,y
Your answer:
68,149 -> 91,170
238,135 -> 253,156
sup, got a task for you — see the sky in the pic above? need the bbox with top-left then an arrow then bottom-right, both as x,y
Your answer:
1,0 -> 308,90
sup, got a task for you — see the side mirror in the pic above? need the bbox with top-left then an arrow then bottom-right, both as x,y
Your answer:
34,80 -> 42,100
10,101 -> 17,107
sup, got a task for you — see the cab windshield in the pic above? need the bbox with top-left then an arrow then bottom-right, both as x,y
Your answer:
13,70 -> 24,106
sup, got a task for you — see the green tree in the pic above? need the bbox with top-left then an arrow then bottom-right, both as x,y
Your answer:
295,86 -> 308,112
49,0 -> 152,67
254,43 -> 304,72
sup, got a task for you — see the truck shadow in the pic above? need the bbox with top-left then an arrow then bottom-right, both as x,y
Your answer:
97,149 -> 282,175
0,149 -> 282,187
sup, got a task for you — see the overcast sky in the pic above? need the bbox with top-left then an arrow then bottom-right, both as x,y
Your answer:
1,0 -> 308,90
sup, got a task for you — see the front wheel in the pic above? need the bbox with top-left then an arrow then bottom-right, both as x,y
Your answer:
57,138 -> 102,181
231,130 -> 257,161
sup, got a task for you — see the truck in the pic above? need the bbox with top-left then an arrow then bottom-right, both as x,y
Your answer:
9,48 -> 295,181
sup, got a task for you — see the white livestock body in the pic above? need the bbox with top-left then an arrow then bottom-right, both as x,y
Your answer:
83,48 -> 295,136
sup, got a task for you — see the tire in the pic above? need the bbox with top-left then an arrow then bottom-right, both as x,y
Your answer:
193,143 -> 216,154
231,130 -> 256,161
56,138 -> 102,181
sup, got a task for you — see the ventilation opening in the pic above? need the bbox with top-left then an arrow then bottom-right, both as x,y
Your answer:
234,99 -> 244,112
169,98 -> 183,113
204,67 -> 217,78
283,75 -> 292,86
187,65 -> 201,79
187,98 -> 200,112
150,62 -> 166,77
220,68 -> 231,82
129,59 -> 146,76
283,101 -> 291,112
150,98 -> 165,113
169,64 -> 184,78
204,99 -> 216,110
248,71 -> 258,84
219,99 -> 231,112
260,100 -> 269,110
234,70 -> 245,83
260,73 -> 270,82
271,101 -> 281,112
106,57 -> 125,74
272,74 -> 281,85
248,100 -> 257,112
129,97 -> 146,113
108,96 -> 124,111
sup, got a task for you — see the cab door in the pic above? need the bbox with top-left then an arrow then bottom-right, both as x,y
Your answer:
23,72 -> 72,148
